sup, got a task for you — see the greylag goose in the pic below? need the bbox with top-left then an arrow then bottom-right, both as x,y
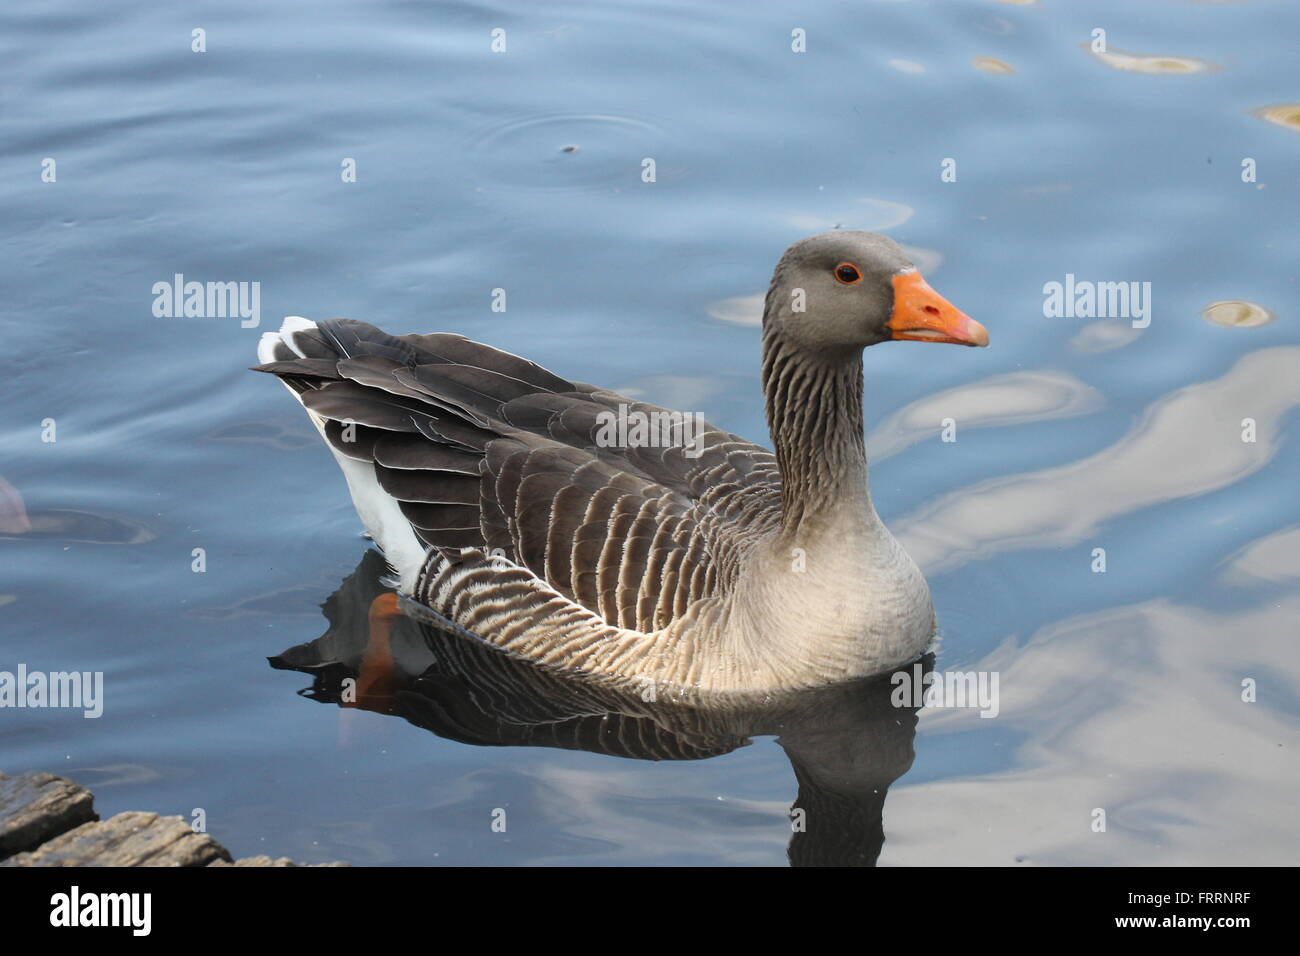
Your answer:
253,231 -> 988,693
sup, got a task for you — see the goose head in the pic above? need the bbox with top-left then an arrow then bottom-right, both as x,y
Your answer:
763,231 -> 988,353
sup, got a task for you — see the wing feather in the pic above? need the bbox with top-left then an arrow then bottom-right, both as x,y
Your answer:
255,318 -> 783,634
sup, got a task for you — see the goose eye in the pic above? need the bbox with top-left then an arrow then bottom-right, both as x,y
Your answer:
834,263 -> 862,284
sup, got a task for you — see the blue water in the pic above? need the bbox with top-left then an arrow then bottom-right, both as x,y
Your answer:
2,0 -> 1297,865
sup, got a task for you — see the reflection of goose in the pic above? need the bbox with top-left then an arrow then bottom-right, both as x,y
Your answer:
270,550 -> 930,866
255,232 -> 987,692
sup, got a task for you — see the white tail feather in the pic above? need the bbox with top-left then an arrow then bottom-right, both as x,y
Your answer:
260,316 -> 428,591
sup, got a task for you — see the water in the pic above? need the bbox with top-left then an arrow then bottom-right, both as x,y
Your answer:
2,0 -> 1297,865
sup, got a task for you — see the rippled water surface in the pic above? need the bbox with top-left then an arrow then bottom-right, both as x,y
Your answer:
3,0 -> 1298,865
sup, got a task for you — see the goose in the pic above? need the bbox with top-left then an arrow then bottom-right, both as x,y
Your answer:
253,231 -> 988,693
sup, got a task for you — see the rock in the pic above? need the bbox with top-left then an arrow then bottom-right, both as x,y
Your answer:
208,855 -> 298,867
0,770 -> 97,859
208,855 -> 348,867
0,769 -> 347,866
0,811 -> 231,867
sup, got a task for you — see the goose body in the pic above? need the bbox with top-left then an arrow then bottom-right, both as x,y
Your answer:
254,231 -> 988,693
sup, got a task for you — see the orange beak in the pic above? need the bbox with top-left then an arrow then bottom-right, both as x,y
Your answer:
887,271 -> 988,347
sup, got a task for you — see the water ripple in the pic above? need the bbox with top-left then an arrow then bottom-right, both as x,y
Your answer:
1081,44 -> 1220,75
1251,103 -> 1300,133
868,371 -> 1104,461
467,111 -> 670,193
898,346 -> 1300,574
1202,300 -> 1275,328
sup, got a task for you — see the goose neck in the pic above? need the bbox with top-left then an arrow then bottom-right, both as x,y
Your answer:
761,334 -> 873,532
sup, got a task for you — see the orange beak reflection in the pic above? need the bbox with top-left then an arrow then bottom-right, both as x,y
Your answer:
888,271 -> 988,347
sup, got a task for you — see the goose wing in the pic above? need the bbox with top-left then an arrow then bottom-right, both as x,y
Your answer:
255,318 -> 781,632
